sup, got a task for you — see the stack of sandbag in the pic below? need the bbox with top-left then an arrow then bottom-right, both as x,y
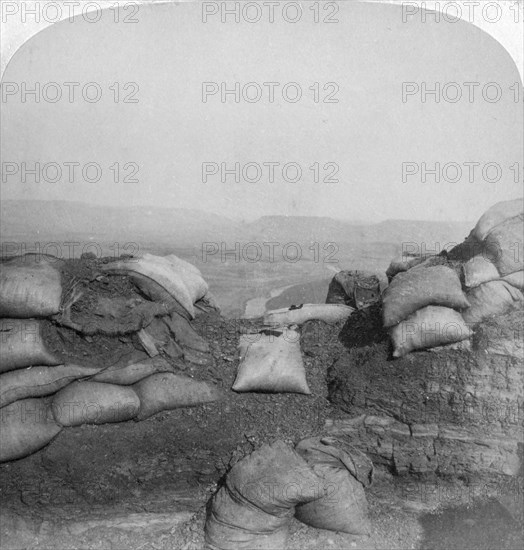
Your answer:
1,252 -> 222,462
232,327 -> 310,394
0,254 -> 70,461
382,198 -> 524,356
205,439 -> 373,549
459,199 -> 524,324
382,265 -> 472,357
1,367 -> 222,461
205,441 -> 321,549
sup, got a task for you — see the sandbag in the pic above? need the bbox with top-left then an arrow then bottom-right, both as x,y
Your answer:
205,441 -> 320,550
503,270 -> 524,290
205,481 -> 289,550
232,328 -> 310,394
484,214 -> 524,276
385,254 -> 431,280
382,265 -> 469,328
295,437 -> 373,535
0,364 -> 101,408
263,304 -> 354,327
463,254 -> 500,288
90,356 -> 175,385
52,381 -> 140,426
472,198 -> 523,241
0,398 -> 62,462
326,270 -> 382,309
101,253 -> 208,319
133,373 -> 222,421
0,257 -> 63,318
462,280 -> 524,325
0,319 -> 59,373
163,254 -> 208,304
390,306 -> 472,358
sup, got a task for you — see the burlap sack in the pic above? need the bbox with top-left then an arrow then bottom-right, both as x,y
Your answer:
390,306 -> 472,357
382,266 -> 469,328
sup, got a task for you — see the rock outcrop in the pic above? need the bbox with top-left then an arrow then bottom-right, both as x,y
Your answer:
326,306 -> 523,480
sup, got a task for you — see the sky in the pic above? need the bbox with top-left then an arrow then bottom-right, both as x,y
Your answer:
1,1 -> 522,222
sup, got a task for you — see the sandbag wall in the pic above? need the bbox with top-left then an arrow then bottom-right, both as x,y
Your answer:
327,199 -> 524,479
0,253 -> 221,463
1,255 -> 66,462
383,199 -> 524,355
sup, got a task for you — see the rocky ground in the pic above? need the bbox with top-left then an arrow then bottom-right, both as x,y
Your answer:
0,258 -> 522,549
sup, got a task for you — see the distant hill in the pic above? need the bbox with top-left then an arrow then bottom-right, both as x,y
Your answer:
1,200 -> 472,251
0,200 -> 240,244
243,215 -> 473,249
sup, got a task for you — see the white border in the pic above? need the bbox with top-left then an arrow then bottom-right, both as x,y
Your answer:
1,1 -> 522,82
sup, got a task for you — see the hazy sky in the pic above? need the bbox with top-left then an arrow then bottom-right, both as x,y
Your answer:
1,1 -> 522,222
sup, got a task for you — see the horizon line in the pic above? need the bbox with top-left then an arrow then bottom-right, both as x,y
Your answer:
1,198 -> 478,225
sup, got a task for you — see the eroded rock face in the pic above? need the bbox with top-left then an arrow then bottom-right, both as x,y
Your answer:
326,307 -> 523,479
